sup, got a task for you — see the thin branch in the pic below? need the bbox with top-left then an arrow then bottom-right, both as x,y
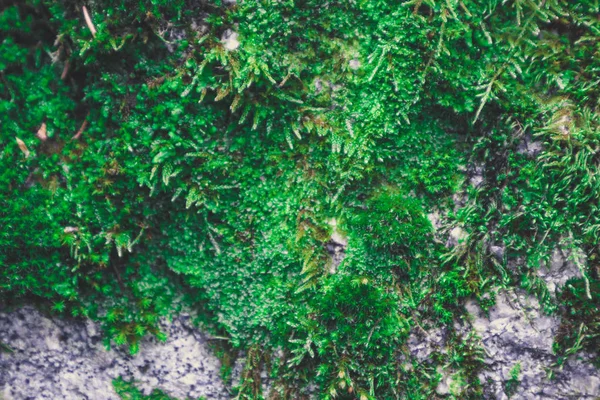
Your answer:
83,6 -> 97,37
72,114 -> 90,140
61,60 -> 70,80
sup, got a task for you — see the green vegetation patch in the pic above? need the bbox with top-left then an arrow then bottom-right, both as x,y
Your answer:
2,0 -> 600,398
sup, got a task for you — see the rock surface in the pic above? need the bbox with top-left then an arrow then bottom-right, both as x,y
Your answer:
407,289 -> 600,399
466,290 -> 599,399
2,294 -> 599,400
0,306 -> 229,400
326,218 -> 347,273
538,247 -> 584,296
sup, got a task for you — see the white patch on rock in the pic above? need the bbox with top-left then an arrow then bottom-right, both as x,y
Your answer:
314,78 -> 323,93
435,372 -> 450,395
527,141 -> 542,155
221,29 -> 240,51
407,327 -> 446,362
447,226 -> 467,247
427,210 -> 442,231
326,218 -> 347,273
470,166 -> 484,187
328,218 -> 347,247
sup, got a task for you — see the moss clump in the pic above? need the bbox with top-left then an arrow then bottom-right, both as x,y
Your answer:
2,0 -> 600,397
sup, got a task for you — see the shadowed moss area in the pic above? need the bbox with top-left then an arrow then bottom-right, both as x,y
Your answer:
2,0 -> 600,398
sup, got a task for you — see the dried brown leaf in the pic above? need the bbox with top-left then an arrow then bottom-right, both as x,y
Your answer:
16,137 -> 30,157
36,122 -> 47,141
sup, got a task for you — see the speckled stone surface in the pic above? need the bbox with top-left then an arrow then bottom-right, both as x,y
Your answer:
467,290 -> 600,399
406,289 -> 600,399
1,295 -> 599,400
0,307 -> 229,400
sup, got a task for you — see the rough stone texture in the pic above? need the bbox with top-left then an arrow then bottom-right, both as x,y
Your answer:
406,289 -> 599,399
427,210 -> 443,232
538,247 -> 583,295
517,133 -> 543,157
0,306 -> 229,400
326,241 -> 346,273
326,218 -> 347,273
489,245 -> 505,260
465,290 -> 599,399
414,185 -> 599,399
469,163 -> 484,188
1,291 -> 598,400
406,327 -> 447,363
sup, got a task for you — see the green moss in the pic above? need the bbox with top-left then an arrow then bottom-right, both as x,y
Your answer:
555,278 -> 600,367
504,363 -> 522,399
113,377 -> 204,400
2,0 -> 600,397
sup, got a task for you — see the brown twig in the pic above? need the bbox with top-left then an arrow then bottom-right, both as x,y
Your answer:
72,114 -> 90,140
61,60 -> 70,80
111,262 -> 125,292
82,6 -> 97,37
413,0 -> 423,15
412,314 -> 431,339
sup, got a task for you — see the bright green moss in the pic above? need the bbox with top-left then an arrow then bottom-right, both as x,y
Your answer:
2,0 -> 600,396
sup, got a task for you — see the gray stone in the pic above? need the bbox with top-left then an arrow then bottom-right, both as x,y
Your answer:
436,377 -> 450,395
489,245 -> 505,260
516,134 -> 543,157
538,247 -> 583,295
326,218 -> 347,272
427,210 -> 442,231
0,306 -> 229,399
526,141 -> 542,156
466,290 -> 599,399
407,327 -> 447,362
314,78 -> 323,93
